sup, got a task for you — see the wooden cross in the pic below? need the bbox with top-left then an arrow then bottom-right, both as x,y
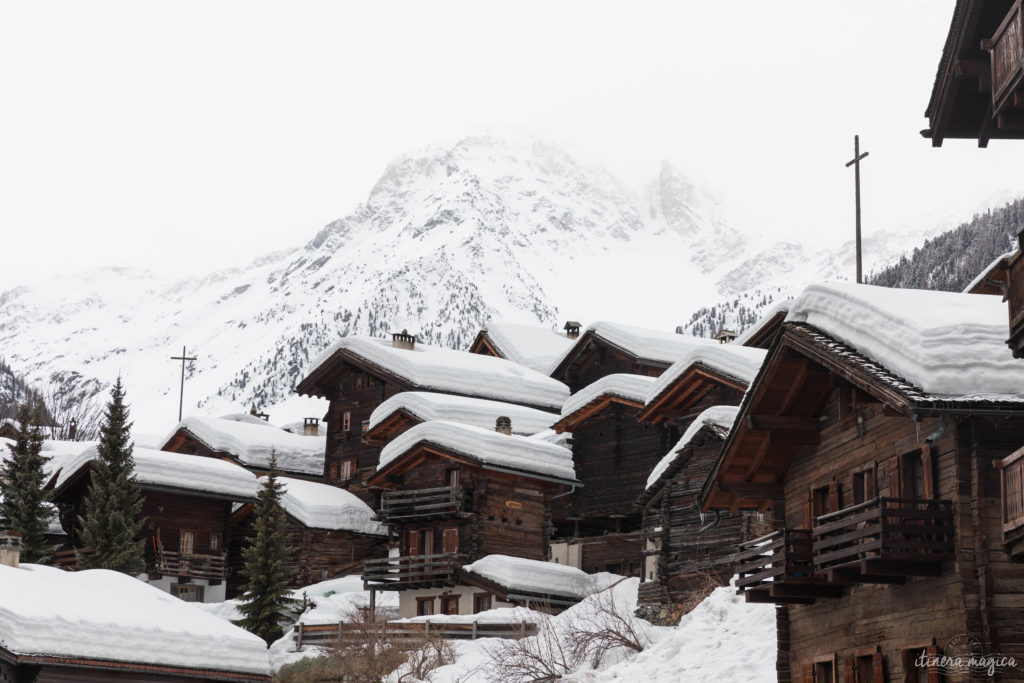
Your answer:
170,345 -> 198,422
845,135 -> 869,284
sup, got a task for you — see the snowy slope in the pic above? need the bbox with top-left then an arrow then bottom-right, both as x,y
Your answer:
0,132 -> 954,432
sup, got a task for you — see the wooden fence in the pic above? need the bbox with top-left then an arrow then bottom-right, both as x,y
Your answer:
294,620 -> 537,649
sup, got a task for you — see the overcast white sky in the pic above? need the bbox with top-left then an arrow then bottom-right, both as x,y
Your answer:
1,1 -> 1021,292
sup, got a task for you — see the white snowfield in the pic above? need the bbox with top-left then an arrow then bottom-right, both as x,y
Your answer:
368,391 -> 558,437
0,564 -> 270,676
645,406 -> 740,492
561,374 -> 657,419
278,476 -> 386,536
733,296 -> 793,347
478,322 -> 576,373
54,445 -> 260,501
463,554 -> 598,599
787,282 -> 1024,400
552,321 -> 718,370
159,415 -> 326,475
645,344 -> 766,406
304,336 -> 570,411
378,420 -> 578,483
963,249 -> 1016,294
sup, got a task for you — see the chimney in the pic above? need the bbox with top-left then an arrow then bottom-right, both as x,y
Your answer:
0,531 -> 21,568
714,329 -> 738,344
303,417 -> 319,436
249,407 -> 270,422
495,416 -> 512,435
68,417 -> 78,441
391,329 -> 417,350
563,321 -> 581,340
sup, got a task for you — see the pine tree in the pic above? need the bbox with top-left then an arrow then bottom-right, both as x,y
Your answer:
234,451 -> 297,644
76,377 -> 145,574
0,400 -> 52,563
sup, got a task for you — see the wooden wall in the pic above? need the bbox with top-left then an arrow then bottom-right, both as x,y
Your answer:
554,343 -> 665,394
142,490 -> 232,568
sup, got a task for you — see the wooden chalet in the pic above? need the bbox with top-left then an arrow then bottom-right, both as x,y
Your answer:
0,550 -> 270,682
700,282 -> 1024,681
295,332 -> 568,500
0,418 -> 21,441
548,373 -> 671,577
160,414 -> 325,480
50,446 -> 259,603
228,476 -> 387,593
468,322 -> 576,373
361,419 -> 579,617
548,320 -> 717,393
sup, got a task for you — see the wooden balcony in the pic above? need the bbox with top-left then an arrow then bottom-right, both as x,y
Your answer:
735,529 -> 842,604
362,552 -> 467,590
988,1 -> 1024,119
813,498 -> 954,582
1007,249 -> 1024,358
380,486 -> 471,522
155,550 -> 229,581
1000,447 -> 1024,559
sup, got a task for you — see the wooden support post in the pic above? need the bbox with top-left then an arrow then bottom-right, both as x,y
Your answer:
369,588 -> 376,621
472,621 -> 478,640
296,622 -> 304,651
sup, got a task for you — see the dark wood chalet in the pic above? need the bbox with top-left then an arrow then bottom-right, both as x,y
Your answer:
228,476 -> 387,594
468,322 -> 575,374
925,0 -> 1024,147
738,302 -> 791,351
295,333 -> 568,501
548,321 -> 716,393
49,447 -> 259,604
699,283 -> 1024,682
966,249 -> 1017,295
0,419 -> 21,441
360,420 -> 578,617
549,373 -> 672,577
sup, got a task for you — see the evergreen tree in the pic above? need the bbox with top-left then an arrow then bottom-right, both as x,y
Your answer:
76,377 -> 145,574
0,400 -> 52,563
234,451 -> 297,644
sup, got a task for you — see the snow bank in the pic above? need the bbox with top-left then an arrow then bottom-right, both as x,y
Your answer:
463,555 -> 597,599
37,439 -> 96,478
963,249 -> 1016,294
160,415 -> 325,475
561,374 -> 657,419
787,282 -> 1024,399
552,321 -> 717,370
368,391 -> 558,436
645,406 -> 739,492
645,345 -> 766,405
55,446 -> 259,501
304,336 -> 570,410
0,563 -> 270,676
528,428 -> 572,449
481,322 -> 575,373
278,476 -> 386,535
378,420 -> 577,483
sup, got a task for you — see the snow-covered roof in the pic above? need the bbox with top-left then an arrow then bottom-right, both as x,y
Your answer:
963,249 -> 1016,294
644,345 -> 766,406
734,297 -> 793,347
278,476 -> 386,535
645,406 -> 739,492
219,412 -> 278,426
552,321 -> 717,370
302,336 -> 569,410
160,415 -> 325,475
478,322 -> 575,373
0,563 -> 270,676
527,428 -> 573,449
463,555 -> 597,599
368,391 -> 558,437
377,420 -> 577,483
560,373 -> 656,419
54,446 -> 260,501
786,282 -> 1024,401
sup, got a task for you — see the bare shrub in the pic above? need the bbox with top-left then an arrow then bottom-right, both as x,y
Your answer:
566,589 -> 652,668
482,613 -> 577,682
38,378 -> 105,441
673,568 -> 725,615
395,633 -> 454,682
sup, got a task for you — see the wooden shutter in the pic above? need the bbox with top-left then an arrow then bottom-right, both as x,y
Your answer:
802,490 -> 812,529
801,662 -> 814,683
921,444 -> 935,500
924,646 -> 939,683
872,652 -> 884,682
442,527 -> 459,553
407,529 -> 420,556
842,656 -> 854,682
828,482 -> 840,513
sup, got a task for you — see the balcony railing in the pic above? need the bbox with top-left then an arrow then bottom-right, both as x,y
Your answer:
989,0 -> 1024,115
812,498 -> 954,580
1008,250 -> 1024,359
1001,448 -> 1024,559
735,529 -> 841,604
362,552 -> 466,590
156,550 -> 229,581
380,486 -> 471,522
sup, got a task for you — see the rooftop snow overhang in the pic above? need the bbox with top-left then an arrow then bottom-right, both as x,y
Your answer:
636,362 -> 749,425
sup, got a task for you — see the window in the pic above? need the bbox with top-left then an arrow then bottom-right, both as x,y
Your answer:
339,459 -> 355,481
448,469 -> 460,487
416,597 -> 435,616
902,645 -> 938,683
368,376 -> 376,387
473,593 -> 492,613
900,448 -> 936,500
802,660 -> 834,683
342,411 -> 351,432
209,533 -> 220,551
179,530 -> 195,556
851,652 -> 882,682
329,462 -> 341,479
355,377 -> 363,391
362,419 -> 370,434
852,469 -> 876,505
171,584 -> 204,602
440,594 -> 460,615
812,486 -> 831,518
420,529 -> 434,555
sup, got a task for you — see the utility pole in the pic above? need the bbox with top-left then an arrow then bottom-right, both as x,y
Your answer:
845,134 -> 870,284
170,346 -> 197,422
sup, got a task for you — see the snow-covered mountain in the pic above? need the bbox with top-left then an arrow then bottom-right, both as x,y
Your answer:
0,132 -> 950,432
